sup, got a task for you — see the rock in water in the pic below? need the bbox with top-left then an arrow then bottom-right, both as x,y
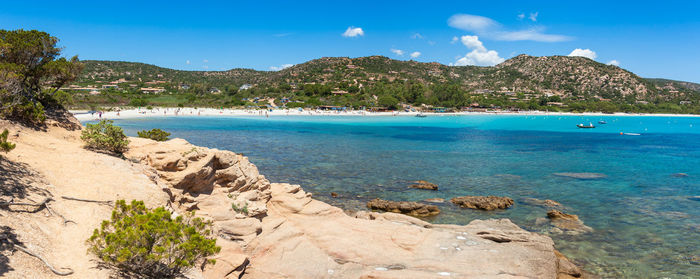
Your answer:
410,180 -> 438,190
423,198 -> 445,203
672,173 -> 689,178
366,198 -> 440,216
546,210 -> 593,234
450,196 -> 514,210
330,192 -> 339,198
521,197 -> 563,208
689,196 -> 700,202
553,172 -> 607,180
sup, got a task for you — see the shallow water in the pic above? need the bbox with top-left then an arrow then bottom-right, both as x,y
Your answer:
90,114 -> 700,278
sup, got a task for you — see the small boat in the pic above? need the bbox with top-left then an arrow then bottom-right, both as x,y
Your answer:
598,120 -> 607,124
416,113 -> 427,118
577,123 -> 595,128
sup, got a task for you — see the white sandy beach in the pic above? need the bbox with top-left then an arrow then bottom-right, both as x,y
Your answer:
70,107 -> 700,122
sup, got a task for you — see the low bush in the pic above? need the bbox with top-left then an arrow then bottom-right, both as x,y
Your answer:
137,128 -> 170,142
0,129 -> 16,155
80,120 -> 129,153
87,200 -> 220,278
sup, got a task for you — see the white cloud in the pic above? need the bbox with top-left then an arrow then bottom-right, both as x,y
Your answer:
202,65 -> 209,69
448,13 -> 572,42
607,60 -> 620,66
460,35 -> 486,52
411,33 -> 423,39
410,51 -> 421,58
448,14 -> 497,32
568,48 -> 597,60
517,13 -> 525,20
529,12 -> 539,22
390,49 -> 404,56
342,26 -> 364,37
452,35 -> 504,66
269,64 -> 294,71
451,36 -> 459,44
186,60 -> 190,65
273,32 -> 292,37
203,59 -> 208,63
428,41 -> 436,46
494,28 -> 571,42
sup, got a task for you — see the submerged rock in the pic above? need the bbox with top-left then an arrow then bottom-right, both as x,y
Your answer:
672,173 -> 689,178
330,192 -> 339,198
410,180 -> 438,190
366,198 -> 440,216
423,198 -> 445,203
521,197 -> 563,208
546,210 -> 593,234
553,172 -> 607,180
450,196 -> 514,210
689,196 -> 700,202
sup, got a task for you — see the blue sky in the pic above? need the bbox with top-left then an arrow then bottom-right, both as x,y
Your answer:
2,0 -> 699,82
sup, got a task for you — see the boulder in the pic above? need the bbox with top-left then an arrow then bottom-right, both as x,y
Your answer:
366,198 -> 440,217
672,173 -> 689,177
553,172 -> 607,180
409,180 -> 438,190
546,210 -> 593,234
202,239 -> 249,279
450,196 -> 514,210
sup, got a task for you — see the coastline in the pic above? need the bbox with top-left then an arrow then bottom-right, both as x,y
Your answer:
0,118 -> 586,278
70,107 -> 700,122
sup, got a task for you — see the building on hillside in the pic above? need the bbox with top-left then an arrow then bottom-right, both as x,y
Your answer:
239,84 -> 252,90
102,84 -> 118,89
209,87 -> 221,94
680,101 -> 692,105
179,84 -> 190,90
140,87 -> 166,94
546,102 -> 565,107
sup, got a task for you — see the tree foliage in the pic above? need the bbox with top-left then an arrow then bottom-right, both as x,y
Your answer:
137,128 -> 170,141
80,120 -> 129,153
0,29 -> 83,123
87,200 -> 220,278
0,129 -> 15,155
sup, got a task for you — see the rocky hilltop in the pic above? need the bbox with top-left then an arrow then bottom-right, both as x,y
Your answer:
79,55 -> 699,102
0,119 -> 585,278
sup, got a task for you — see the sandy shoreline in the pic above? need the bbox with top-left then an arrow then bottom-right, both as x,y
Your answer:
70,107 -> 700,122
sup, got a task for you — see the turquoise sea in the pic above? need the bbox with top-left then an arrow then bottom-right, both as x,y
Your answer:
88,115 -> 700,278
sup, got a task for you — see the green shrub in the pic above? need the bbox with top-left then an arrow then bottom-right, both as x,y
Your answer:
3,100 -> 47,124
88,200 -> 220,278
0,129 -> 16,155
80,120 -> 129,153
137,128 -> 170,142
129,98 -> 148,107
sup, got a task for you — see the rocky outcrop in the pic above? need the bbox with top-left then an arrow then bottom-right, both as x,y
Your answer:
366,198 -> 440,217
546,210 -> 593,234
126,137 -> 584,278
451,196 -> 514,210
553,172 -> 607,180
409,180 -> 438,190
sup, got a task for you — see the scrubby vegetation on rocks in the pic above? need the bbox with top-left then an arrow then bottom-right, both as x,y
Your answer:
0,129 -> 15,155
87,200 -> 220,278
137,128 -> 170,141
80,120 -> 129,153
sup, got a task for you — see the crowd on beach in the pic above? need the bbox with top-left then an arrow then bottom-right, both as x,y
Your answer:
73,106 -> 700,122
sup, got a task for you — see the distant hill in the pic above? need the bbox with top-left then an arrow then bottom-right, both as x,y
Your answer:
74,55 -> 700,113
78,56 -> 699,100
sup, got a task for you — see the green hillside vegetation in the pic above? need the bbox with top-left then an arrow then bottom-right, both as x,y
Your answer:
67,55 -> 700,114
